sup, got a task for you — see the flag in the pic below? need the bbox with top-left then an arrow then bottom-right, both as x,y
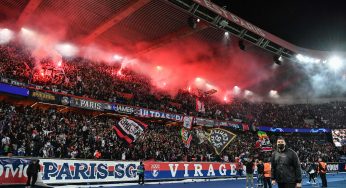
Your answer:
196,98 -> 205,113
181,128 -> 192,148
208,128 -> 237,155
195,128 -> 207,144
242,123 -> 249,131
183,116 -> 194,129
113,117 -> 148,144
257,131 -> 272,151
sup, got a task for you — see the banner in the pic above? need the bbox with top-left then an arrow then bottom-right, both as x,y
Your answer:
69,97 -> 112,111
113,117 -> 148,144
196,98 -> 205,113
40,159 -> 139,184
257,131 -> 272,151
145,161 -> 242,180
0,158 -> 30,185
195,117 -> 214,127
112,104 -> 137,115
195,128 -> 207,144
0,83 -> 29,96
183,116 -> 194,129
258,126 -> 331,133
181,128 -> 192,148
208,128 -> 237,154
30,90 -> 57,102
138,108 -> 183,121
332,129 -> 346,147
1,158 -> 345,185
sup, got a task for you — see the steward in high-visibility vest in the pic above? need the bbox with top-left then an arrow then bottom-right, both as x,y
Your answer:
318,158 -> 327,187
263,161 -> 272,188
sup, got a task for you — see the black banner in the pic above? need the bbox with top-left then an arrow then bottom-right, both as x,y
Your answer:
30,90 -> 57,102
69,97 -> 112,111
208,128 -> 237,155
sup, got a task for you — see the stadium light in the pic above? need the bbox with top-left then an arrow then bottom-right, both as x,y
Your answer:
295,54 -> 320,64
327,56 -> 343,71
0,28 -> 14,44
188,17 -> 198,29
273,55 -> 283,65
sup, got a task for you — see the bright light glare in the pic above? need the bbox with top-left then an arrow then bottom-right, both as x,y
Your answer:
55,43 -> 79,57
113,54 -> 124,61
327,56 -> 343,71
233,86 -> 240,95
195,77 -> 203,82
0,28 -> 14,44
244,90 -> 253,97
224,31 -> 229,36
269,90 -> 279,98
156,66 -> 162,71
296,54 -> 320,64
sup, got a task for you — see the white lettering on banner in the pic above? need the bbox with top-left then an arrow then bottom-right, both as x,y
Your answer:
3,164 -> 27,178
327,164 -> 338,171
207,165 -> 215,176
184,164 -> 189,177
194,164 -> 203,177
80,100 -> 102,110
219,164 -> 227,176
169,164 -> 179,177
39,159 -> 139,184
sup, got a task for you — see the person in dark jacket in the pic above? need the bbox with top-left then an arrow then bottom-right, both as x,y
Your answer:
271,137 -> 302,188
244,157 -> 255,188
26,159 -> 40,186
257,159 -> 264,187
307,162 -> 317,184
137,161 -> 145,185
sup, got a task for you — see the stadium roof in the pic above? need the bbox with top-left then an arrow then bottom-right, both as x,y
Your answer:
213,0 -> 346,51
0,0 -> 336,60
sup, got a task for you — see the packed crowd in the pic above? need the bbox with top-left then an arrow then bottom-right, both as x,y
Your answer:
0,101 -> 342,162
1,43 -> 346,130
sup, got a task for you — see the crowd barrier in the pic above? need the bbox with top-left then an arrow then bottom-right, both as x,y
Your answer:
1,158 -> 345,185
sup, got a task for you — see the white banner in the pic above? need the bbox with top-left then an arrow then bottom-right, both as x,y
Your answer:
39,159 -> 139,184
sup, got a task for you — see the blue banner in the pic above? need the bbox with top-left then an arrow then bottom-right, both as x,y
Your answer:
258,126 -> 331,133
0,83 -> 29,96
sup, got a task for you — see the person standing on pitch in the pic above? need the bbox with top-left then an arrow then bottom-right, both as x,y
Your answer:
257,159 -> 264,187
244,156 -> 255,188
271,137 -> 302,188
26,159 -> 40,186
137,161 -> 145,185
318,158 -> 328,187
263,158 -> 272,188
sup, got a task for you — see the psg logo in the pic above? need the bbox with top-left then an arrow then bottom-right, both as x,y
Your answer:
151,164 -> 160,177
61,96 -> 70,105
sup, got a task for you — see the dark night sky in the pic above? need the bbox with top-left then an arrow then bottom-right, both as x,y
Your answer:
212,0 -> 346,51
